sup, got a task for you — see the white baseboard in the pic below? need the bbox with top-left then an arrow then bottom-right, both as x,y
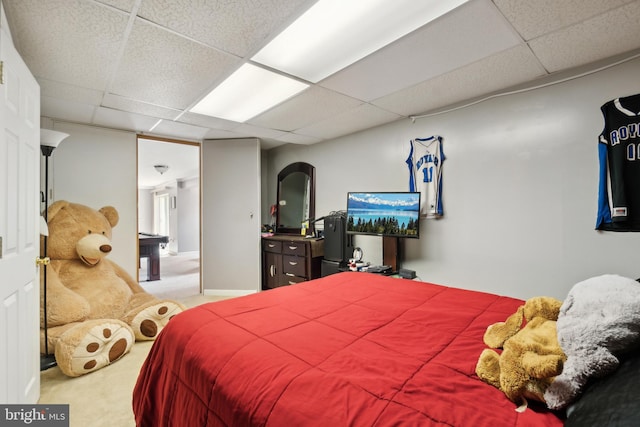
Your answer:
203,288 -> 258,297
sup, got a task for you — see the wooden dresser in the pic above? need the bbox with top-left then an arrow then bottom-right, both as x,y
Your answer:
262,235 -> 324,290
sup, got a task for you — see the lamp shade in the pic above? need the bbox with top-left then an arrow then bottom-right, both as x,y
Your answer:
40,129 -> 69,148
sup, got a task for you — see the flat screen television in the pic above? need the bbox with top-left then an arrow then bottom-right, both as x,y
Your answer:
346,192 -> 420,238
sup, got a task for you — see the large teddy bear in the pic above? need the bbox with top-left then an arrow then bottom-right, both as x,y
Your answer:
476,296 -> 565,410
41,200 -> 185,377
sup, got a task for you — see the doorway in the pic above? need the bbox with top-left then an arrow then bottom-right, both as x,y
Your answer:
137,135 -> 201,299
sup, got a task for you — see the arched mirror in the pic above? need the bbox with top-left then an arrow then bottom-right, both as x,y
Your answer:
276,162 -> 315,235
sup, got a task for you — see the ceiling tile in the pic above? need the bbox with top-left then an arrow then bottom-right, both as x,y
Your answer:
201,128 -> 248,140
102,93 -> 182,120
137,0 -> 313,57
3,0 -> 128,90
37,78 -> 103,105
372,44 -> 546,117
92,106 -> 160,132
493,0 -> 634,41
41,96 -> 97,123
147,119 -> 211,140
96,0 -> 137,13
233,123 -> 288,140
6,0 -> 639,149
296,104 -> 402,140
248,86 -> 363,131
276,133 -> 323,145
319,0 -> 522,102
110,18 -> 241,109
178,112 -> 241,132
529,2 -> 640,73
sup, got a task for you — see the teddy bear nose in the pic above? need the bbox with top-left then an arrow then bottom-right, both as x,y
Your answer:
100,244 -> 112,253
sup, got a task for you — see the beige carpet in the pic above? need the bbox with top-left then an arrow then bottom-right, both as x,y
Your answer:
139,251 -> 200,300
38,294 -> 232,427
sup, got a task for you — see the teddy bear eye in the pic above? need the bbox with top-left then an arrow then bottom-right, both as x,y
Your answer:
87,230 -> 92,234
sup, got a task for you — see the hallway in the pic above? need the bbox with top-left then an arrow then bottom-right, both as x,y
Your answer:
139,251 -> 200,299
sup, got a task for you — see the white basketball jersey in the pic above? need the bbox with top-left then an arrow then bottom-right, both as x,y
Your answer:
406,136 -> 445,218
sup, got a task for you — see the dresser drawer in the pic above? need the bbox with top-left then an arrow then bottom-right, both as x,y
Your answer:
263,240 -> 282,253
282,241 -> 306,256
283,274 -> 306,285
282,255 -> 306,277
261,236 -> 323,291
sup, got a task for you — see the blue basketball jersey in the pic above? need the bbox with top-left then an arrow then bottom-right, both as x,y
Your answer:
406,136 -> 445,218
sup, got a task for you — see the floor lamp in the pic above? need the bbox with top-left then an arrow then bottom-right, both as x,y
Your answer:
40,129 -> 69,371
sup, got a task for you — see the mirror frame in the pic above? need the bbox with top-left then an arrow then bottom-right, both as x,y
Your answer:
276,162 -> 315,235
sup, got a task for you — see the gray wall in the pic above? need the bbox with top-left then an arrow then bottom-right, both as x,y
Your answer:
266,56 -> 640,300
177,176 -> 200,252
47,121 -> 138,276
43,57 -> 640,299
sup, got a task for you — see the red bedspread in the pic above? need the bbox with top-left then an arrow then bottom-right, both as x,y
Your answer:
133,272 -> 564,426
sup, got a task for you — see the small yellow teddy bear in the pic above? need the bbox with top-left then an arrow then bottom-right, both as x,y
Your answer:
476,297 -> 566,409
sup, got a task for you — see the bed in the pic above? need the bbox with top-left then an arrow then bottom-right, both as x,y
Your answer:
132,272 -> 565,426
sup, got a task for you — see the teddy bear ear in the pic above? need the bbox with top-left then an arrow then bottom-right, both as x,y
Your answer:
523,297 -> 563,321
99,206 -> 119,227
483,306 -> 525,348
46,200 -> 69,220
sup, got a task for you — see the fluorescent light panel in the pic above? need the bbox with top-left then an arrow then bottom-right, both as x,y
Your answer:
190,0 -> 466,122
252,0 -> 469,83
190,64 -> 309,122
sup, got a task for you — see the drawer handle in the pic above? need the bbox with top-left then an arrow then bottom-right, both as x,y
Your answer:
288,245 -> 298,250
270,265 -> 276,277
268,243 -> 276,248
288,261 -> 298,266
285,273 -> 295,277
288,281 -> 297,285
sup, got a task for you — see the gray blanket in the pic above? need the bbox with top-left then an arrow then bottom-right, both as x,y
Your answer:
544,274 -> 640,409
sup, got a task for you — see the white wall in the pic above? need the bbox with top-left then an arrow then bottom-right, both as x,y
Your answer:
45,121 -> 138,278
152,180 -> 179,254
267,57 -> 640,300
138,188 -> 153,233
177,176 -> 199,252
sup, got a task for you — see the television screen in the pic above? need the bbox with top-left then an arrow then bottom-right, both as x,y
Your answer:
346,192 -> 420,238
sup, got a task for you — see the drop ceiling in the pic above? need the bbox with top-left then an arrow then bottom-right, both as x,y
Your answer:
4,0 -> 640,150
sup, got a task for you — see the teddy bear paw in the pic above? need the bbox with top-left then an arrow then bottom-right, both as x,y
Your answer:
130,301 -> 183,341
55,320 -> 134,377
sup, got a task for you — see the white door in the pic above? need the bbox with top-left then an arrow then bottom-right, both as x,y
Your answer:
202,138 -> 261,292
0,26 -> 41,403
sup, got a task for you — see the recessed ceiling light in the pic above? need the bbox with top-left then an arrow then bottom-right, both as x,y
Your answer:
252,0 -> 469,83
190,64 -> 309,122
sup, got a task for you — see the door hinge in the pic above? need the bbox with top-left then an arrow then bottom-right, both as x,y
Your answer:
36,256 -> 50,266
0,61 -> 3,85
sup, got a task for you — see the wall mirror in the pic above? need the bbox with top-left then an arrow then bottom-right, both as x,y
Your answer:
276,162 -> 315,235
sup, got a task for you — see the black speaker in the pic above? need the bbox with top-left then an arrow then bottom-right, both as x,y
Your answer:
323,213 -> 352,263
